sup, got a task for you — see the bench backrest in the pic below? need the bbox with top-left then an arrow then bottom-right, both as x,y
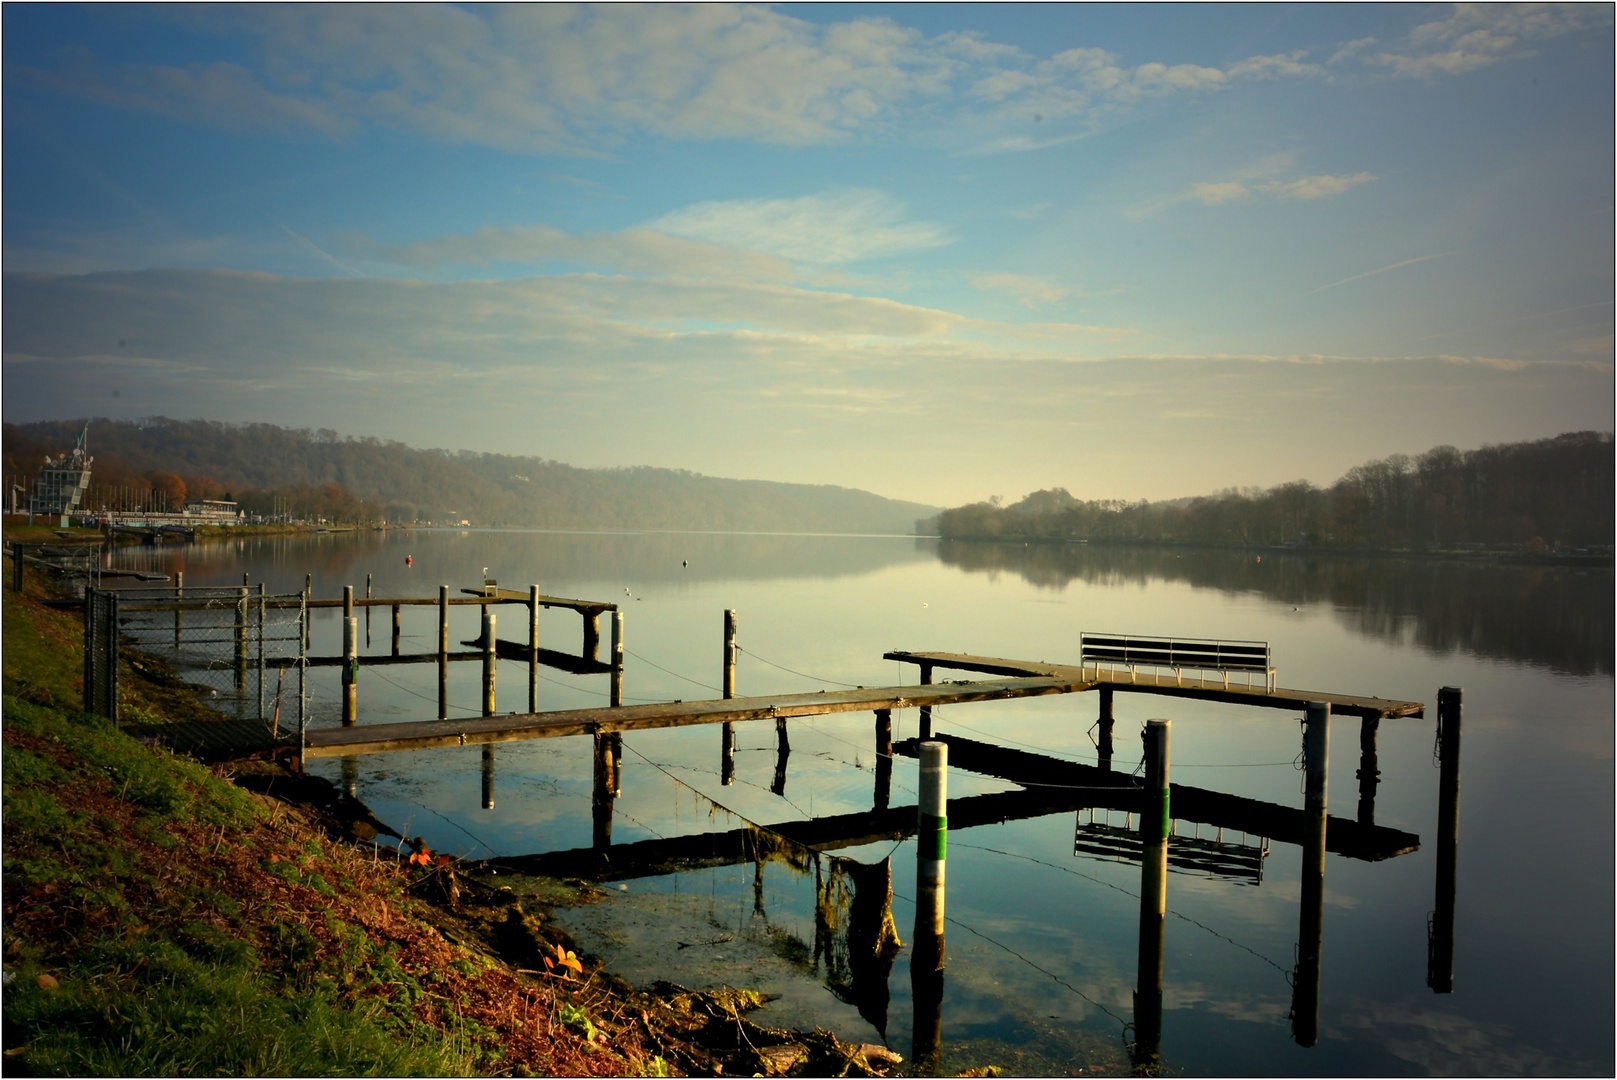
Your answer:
1080,633 -> 1270,673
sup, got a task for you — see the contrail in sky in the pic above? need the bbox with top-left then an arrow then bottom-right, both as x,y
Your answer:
278,222 -> 363,278
1305,252 -> 1453,296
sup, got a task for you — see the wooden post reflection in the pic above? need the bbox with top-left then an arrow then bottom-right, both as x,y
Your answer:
437,585 -> 448,721
1429,687 -> 1462,994
772,720 -> 790,797
918,662 -> 934,739
340,755 -> 358,800
1357,716 -> 1380,825
721,609 -> 736,785
1131,719 -> 1169,1071
1292,701 -> 1329,1047
592,733 -> 615,849
529,584 -> 540,714
1097,687 -> 1115,771
910,740 -> 947,1075
874,709 -> 893,811
481,744 -> 496,810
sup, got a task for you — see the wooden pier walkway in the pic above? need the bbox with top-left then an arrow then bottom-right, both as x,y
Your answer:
884,650 -> 1425,720
301,651 -> 1424,758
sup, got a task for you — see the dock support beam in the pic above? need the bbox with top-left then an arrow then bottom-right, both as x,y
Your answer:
1292,701 -> 1329,1047
1098,687 -> 1115,771
481,609 -> 497,716
529,585 -> 540,714
721,609 -> 737,785
341,586 -> 357,726
919,662 -> 934,739
1133,718 -> 1169,1071
437,585 -> 449,721
911,740 -> 947,1075
1357,716 -> 1380,825
874,709 -> 893,811
481,744 -> 496,810
610,610 -> 624,707
1429,687 -> 1462,994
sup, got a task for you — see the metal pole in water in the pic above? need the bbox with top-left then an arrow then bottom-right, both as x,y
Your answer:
911,739 -> 948,1074
482,607 -> 497,716
721,608 -> 737,784
1429,687 -> 1462,994
1292,701 -> 1329,1046
610,610 -> 624,707
1132,718 -> 1169,1070
341,612 -> 358,727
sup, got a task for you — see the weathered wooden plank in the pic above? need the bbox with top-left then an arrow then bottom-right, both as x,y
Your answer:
301,675 -> 1091,758
884,650 -> 1423,719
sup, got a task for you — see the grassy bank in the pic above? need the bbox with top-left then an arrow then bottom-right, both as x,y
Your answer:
0,573 -> 909,1077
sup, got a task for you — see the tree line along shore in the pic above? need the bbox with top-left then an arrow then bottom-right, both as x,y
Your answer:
924,430 -> 1612,557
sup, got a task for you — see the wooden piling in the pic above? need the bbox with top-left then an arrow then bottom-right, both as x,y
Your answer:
1429,687 -> 1462,994
481,744 -> 496,810
1133,718 -> 1169,1069
1293,701 -> 1328,1047
437,585 -> 449,721
366,573 -> 373,647
529,585 -> 540,714
303,574 -> 312,649
584,611 -> 600,662
235,575 -> 249,688
722,609 -> 737,699
391,604 -> 401,657
481,608 -> 497,717
174,569 -> 183,647
610,610 -> 624,707
721,608 -> 737,784
918,662 -> 933,739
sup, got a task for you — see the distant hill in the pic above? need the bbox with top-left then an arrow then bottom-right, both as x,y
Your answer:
2,418 -> 938,534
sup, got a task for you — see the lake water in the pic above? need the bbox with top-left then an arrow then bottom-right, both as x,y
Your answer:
108,531 -> 1614,1075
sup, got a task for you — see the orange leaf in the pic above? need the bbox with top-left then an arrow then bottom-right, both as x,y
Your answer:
436,854 -> 451,867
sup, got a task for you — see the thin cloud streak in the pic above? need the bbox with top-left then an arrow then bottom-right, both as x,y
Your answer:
1303,252 -> 1453,296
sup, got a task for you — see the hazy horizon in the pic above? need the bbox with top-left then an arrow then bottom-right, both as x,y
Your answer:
4,4 -> 1613,506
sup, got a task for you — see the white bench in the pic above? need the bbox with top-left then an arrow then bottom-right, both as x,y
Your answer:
1080,632 -> 1275,692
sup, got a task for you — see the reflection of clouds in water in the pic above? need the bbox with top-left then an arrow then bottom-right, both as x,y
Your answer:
1334,1001 -> 1583,1076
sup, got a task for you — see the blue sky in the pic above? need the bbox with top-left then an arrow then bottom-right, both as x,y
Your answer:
3,3 -> 1612,505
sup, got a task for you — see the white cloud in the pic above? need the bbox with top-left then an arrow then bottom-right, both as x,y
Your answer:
12,6 -> 1329,156
972,273 -> 1071,307
1131,170 -> 1376,217
347,224 -> 798,282
649,190 -> 951,264
1366,3 -> 1610,79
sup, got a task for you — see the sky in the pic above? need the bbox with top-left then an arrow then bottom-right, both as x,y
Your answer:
3,3 -> 1613,507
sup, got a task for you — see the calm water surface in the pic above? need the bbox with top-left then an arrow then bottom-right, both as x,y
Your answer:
110,531 -> 1614,1075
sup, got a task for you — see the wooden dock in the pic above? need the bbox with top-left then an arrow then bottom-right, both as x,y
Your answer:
302,674 -> 1089,758
884,650 -> 1425,720
301,650 -> 1424,758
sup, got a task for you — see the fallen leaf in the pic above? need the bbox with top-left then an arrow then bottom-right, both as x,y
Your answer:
35,974 -> 58,991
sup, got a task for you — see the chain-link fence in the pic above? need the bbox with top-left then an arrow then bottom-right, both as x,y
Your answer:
11,542 -> 102,596
113,586 -> 308,736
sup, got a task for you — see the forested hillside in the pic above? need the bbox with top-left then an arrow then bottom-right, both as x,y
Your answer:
2,418 -> 936,534
929,431 -> 1613,552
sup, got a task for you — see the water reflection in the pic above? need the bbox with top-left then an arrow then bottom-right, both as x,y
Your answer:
935,541 -> 1612,676
487,715 -> 1440,1073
